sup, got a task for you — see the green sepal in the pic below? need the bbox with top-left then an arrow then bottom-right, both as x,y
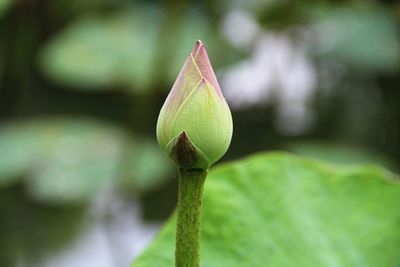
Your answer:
165,131 -> 210,170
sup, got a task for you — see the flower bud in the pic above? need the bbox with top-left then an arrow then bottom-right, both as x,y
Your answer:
156,40 -> 233,170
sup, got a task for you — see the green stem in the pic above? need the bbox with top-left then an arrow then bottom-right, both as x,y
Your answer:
176,168 -> 208,267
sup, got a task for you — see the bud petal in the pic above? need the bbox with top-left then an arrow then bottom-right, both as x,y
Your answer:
156,40 -> 233,169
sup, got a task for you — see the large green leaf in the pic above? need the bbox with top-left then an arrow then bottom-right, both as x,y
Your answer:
132,152 -> 400,267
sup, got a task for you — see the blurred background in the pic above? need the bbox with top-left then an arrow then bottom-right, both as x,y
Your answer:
0,0 -> 399,266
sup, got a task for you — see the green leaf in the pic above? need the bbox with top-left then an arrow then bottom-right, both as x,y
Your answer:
118,138 -> 173,192
0,118 -> 173,203
0,0 -> 12,17
0,123 -> 43,185
38,6 -> 230,93
132,152 -> 400,267
0,118 -> 125,203
310,6 -> 400,71
39,7 -> 160,92
287,141 -> 397,171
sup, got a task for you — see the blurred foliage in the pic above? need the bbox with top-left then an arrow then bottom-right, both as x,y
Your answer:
39,4 -> 234,93
309,6 -> 400,71
255,1 -> 400,71
133,152 -> 400,267
0,187 -> 86,267
287,141 -> 396,171
0,118 -> 172,204
39,8 -> 161,91
119,138 -> 172,192
0,0 -> 11,18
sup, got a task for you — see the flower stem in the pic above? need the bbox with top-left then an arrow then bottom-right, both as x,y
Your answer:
175,168 -> 208,267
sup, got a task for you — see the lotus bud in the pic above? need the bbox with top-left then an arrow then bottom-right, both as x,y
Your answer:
156,40 -> 233,170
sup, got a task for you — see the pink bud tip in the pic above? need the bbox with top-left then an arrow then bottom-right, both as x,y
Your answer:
190,40 -> 223,98
192,40 -> 204,56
